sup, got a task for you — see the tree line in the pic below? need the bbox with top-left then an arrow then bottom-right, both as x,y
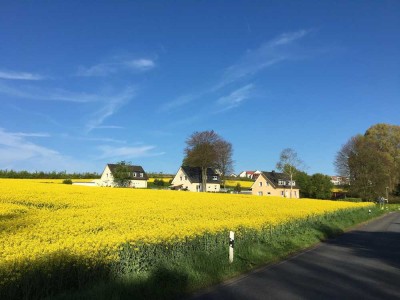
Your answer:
0,169 -> 99,179
335,123 -> 400,201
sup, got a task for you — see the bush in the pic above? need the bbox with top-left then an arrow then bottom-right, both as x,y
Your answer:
62,179 -> 73,185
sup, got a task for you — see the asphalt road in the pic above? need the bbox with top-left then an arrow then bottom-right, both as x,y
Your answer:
191,212 -> 400,300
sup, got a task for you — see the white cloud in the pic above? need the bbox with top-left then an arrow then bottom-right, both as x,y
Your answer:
0,81 -> 100,103
216,84 -> 254,111
0,128 -> 93,172
159,94 -> 198,112
97,145 -> 165,160
126,59 -> 155,70
11,132 -> 51,138
0,70 -> 44,80
85,86 -> 136,132
161,29 -> 310,112
77,57 -> 156,77
218,29 -> 310,88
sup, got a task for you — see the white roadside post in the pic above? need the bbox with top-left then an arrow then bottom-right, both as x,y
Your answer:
229,231 -> 234,263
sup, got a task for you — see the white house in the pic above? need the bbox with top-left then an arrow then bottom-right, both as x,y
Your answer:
171,166 -> 221,192
96,163 -> 148,188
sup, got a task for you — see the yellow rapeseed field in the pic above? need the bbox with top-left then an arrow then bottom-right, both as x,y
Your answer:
224,180 -> 254,188
0,179 -> 372,285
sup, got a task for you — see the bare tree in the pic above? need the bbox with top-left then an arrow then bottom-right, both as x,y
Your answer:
184,131 -> 220,192
214,140 -> 234,188
335,135 -> 360,179
183,130 -> 234,192
276,148 -> 303,198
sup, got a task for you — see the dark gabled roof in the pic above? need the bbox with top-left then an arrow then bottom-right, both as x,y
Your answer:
262,171 -> 299,189
107,164 -> 148,180
181,166 -> 221,184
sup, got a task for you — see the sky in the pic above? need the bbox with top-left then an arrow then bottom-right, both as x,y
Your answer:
0,1 -> 399,175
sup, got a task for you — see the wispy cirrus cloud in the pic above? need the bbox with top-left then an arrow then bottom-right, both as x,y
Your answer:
0,81 -> 100,103
216,84 -> 254,112
96,145 -> 165,160
85,86 -> 136,132
161,29 -> 311,112
217,29 -> 310,89
11,132 -> 51,138
77,58 -> 156,77
0,80 -> 136,132
0,69 -> 44,80
0,128 -> 94,172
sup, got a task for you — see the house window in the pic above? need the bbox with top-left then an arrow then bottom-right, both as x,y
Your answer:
278,180 -> 286,186
140,173 -> 144,178
266,182 -> 269,186
213,176 -> 218,180
180,176 -> 183,181
259,182 -> 262,187
258,191 -> 263,196
281,191 -> 284,196
267,192 -> 271,195
133,172 -> 137,177
184,176 -> 188,180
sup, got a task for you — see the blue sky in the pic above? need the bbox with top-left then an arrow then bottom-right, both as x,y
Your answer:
0,1 -> 399,175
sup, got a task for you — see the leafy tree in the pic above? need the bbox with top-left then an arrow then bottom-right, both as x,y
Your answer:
309,173 -> 333,199
276,148 -> 304,198
112,161 -> 134,188
294,170 -> 311,198
183,130 -> 233,192
335,124 -> 398,201
153,179 -> 165,187
234,183 -> 242,193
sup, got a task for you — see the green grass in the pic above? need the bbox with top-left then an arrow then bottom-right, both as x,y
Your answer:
20,205 -> 385,300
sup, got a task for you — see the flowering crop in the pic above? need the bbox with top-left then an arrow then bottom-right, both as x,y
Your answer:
0,179 -> 373,287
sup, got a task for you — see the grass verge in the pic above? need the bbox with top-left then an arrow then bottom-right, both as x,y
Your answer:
14,205 -> 384,300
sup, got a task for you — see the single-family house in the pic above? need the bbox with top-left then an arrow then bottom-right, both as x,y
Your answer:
171,166 -> 221,192
251,170 -> 300,198
97,163 -> 148,188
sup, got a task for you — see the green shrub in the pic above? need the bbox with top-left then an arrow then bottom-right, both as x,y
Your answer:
62,179 -> 73,185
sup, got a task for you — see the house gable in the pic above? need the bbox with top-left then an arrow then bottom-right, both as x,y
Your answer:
251,171 -> 300,198
98,163 -> 148,188
171,166 -> 221,192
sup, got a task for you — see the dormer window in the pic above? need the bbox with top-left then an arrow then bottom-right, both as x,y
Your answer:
278,180 -> 286,186
140,173 -> 144,178
212,176 -> 218,180
133,172 -> 137,177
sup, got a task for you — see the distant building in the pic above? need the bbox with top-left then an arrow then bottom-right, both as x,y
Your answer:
171,166 -> 221,192
330,176 -> 350,186
96,163 -> 148,188
238,170 -> 261,179
251,170 -> 300,198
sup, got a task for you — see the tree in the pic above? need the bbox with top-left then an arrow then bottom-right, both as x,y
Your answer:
112,161 -> 133,187
214,140 -> 234,187
294,170 -> 311,198
276,148 -> 304,198
183,130 -> 233,192
309,173 -> 333,199
335,128 -> 394,201
364,123 -> 400,192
